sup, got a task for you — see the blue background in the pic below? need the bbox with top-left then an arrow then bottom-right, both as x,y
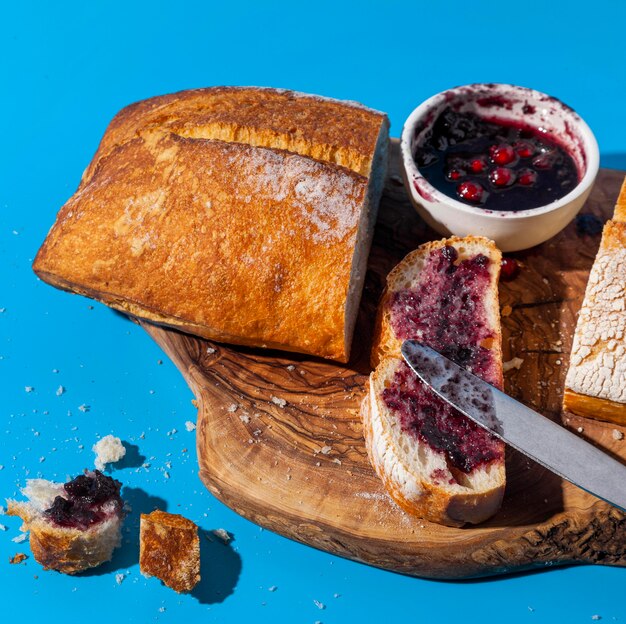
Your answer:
2,1 -> 626,622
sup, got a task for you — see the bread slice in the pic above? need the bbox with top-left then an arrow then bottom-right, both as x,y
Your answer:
563,178 -> 626,424
140,510 -> 200,593
363,236 -> 505,526
33,87 -> 389,363
7,471 -> 124,574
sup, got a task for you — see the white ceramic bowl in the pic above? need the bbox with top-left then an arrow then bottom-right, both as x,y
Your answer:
400,83 -> 599,252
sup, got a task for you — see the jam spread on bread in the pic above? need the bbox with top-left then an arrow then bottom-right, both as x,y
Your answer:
414,108 -> 579,211
383,246 -> 502,473
44,470 -> 123,530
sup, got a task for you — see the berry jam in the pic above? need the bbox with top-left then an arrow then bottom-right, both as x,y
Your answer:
383,246 -> 503,474
414,108 -> 579,211
44,470 -> 123,530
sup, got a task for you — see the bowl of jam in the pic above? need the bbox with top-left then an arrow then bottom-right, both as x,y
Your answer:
400,84 -> 599,251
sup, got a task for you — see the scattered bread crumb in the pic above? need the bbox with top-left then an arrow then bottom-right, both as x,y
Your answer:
271,396 -> 287,408
25,386 -> 34,393
612,429 -> 624,441
206,347 -> 216,355
56,386 -> 65,396
320,446 -> 332,455
286,365 -> 295,371
78,404 -> 90,413
115,573 -> 126,585
313,599 -> 326,610
12,533 -> 27,543
577,426 -> 584,433
9,553 -> 28,564
227,403 -> 238,413
239,413 -> 250,424
185,421 -> 196,432
503,357 -> 524,372
210,528 -> 232,544
93,435 -> 126,470
268,585 -> 277,592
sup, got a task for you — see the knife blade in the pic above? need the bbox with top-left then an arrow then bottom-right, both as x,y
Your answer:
401,339 -> 626,512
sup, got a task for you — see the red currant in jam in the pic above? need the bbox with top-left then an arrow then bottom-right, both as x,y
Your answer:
489,144 -> 516,166
446,168 -> 465,181
469,158 -> 487,173
518,169 -> 537,186
457,181 -> 485,203
489,167 -> 515,187
514,141 -> 534,158
500,257 -> 520,281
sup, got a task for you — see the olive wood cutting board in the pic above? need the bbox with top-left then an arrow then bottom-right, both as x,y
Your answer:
142,139 -> 626,578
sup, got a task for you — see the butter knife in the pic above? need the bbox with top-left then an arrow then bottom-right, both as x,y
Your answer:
401,339 -> 626,512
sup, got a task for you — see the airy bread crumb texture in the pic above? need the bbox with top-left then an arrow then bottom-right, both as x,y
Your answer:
93,435 -> 126,471
140,510 -> 200,593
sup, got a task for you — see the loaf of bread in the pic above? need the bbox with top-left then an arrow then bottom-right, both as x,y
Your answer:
362,236 -> 505,526
33,87 -> 389,362
7,471 -> 125,574
140,510 -> 200,593
563,178 -> 626,424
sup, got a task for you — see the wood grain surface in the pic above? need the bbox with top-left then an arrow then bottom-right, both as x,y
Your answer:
143,140 -> 626,578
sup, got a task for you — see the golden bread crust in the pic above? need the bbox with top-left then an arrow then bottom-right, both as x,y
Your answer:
563,388 -> 626,424
83,86 -> 387,182
34,134 -> 369,361
140,510 -> 200,593
34,87 -> 388,362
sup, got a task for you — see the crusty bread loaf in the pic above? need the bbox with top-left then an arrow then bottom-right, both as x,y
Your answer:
33,87 -> 389,362
363,236 -> 505,526
7,474 -> 124,574
563,178 -> 626,424
140,510 -> 200,593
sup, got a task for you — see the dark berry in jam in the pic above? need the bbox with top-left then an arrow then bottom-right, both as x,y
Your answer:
386,247 -> 503,474
489,167 -> 515,187
457,180 -> 485,203
517,169 -> 536,186
469,158 -> 487,173
514,141 -> 535,159
446,168 -> 464,181
490,143 -> 516,166
500,257 -> 520,281
43,470 -> 123,530
413,107 -> 579,211
575,213 -> 604,236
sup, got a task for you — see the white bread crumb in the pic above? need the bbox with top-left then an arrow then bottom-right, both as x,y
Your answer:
271,396 -> 287,408
93,435 -> 126,471
612,429 -> 624,441
503,357 -> 524,372
185,421 -> 196,432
